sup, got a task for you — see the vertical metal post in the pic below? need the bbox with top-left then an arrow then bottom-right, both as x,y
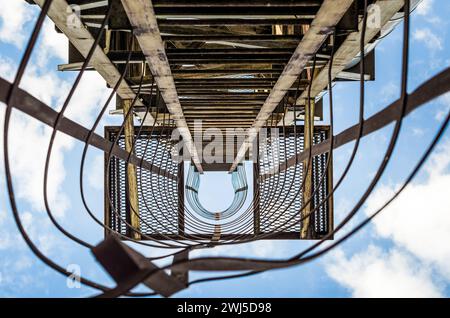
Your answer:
104,128 -> 112,237
253,134 -> 261,235
178,159 -> 185,236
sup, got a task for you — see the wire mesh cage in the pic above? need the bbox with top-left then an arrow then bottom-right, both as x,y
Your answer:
105,126 -> 182,238
256,126 -> 332,239
105,125 -> 332,241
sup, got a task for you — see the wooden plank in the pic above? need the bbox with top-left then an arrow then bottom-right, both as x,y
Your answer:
283,0 -> 404,124
120,0 -> 204,173
229,0 -> 355,172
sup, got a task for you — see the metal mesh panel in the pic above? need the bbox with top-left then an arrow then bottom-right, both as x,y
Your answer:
105,126 -> 331,241
106,127 -> 180,237
259,131 -> 304,233
312,130 -> 329,235
258,127 -> 331,238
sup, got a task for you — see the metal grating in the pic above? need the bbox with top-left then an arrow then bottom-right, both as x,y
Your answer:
312,130 -> 330,236
106,127 -> 181,237
105,125 -> 332,241
257,126 -> 331,239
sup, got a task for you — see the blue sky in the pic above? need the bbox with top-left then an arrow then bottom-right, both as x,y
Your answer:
0,0 -> 449,297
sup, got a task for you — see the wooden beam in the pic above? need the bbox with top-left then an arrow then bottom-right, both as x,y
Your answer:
120,0 -> 204,173
230,0 -> 355,172
283,0 -> 405,125
122,100 -> 141,240
301,99 -> 315,239
32,0 -> 151,119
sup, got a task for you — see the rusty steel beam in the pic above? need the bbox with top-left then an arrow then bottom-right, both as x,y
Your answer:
92,235 -> 186,297
0,77 -> 176,180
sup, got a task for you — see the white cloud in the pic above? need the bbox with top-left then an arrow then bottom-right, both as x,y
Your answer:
435,92 -> 450,122
0,208 -> 71,296
0,69 -> 112,216
191,240 -> 289,259
412,127 -> 425,136
0,109 -> 73,217
64,71 -> 113,127
0,1 -> 116,297
0,57 -> 15,81
88,154 -> 104,191
0,0 -> 34,48
35,19 -> 68,67
326,246 -> 443,297
0,5 -> 112,215
365,140 -> 450,279
413,28 -> 443,51
379,82 -> 399,103
21,64 -> 72,109
0,1 -> 68,66
416,0 -> 433,16
326,139 -> 450,297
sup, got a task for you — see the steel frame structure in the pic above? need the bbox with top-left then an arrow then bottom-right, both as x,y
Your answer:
2,0 -> 447,298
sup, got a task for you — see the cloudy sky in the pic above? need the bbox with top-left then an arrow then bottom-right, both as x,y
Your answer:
0,0 -> 449,298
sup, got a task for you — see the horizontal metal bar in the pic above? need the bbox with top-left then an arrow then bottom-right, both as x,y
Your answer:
185,117 -> 257,120
166,48 -> 296,55
175,84 -> 305,89
174,78 -> 283,83
154,7 -> 318,15
179,95 -> 268,99
170,55 -> 292,60
169,60 -> 288,65
172,69 -> 283,74
174,82 -> 277,86
184,112 -> 259,115
156,18 -> 312,26
181,107 -> 262,110
0,77 -> 176,180
180,101 -> 265,105
127,232 -> 303,241
108,51 -> 292,61
152,0 -> 321,7
162,34 -> 302,41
